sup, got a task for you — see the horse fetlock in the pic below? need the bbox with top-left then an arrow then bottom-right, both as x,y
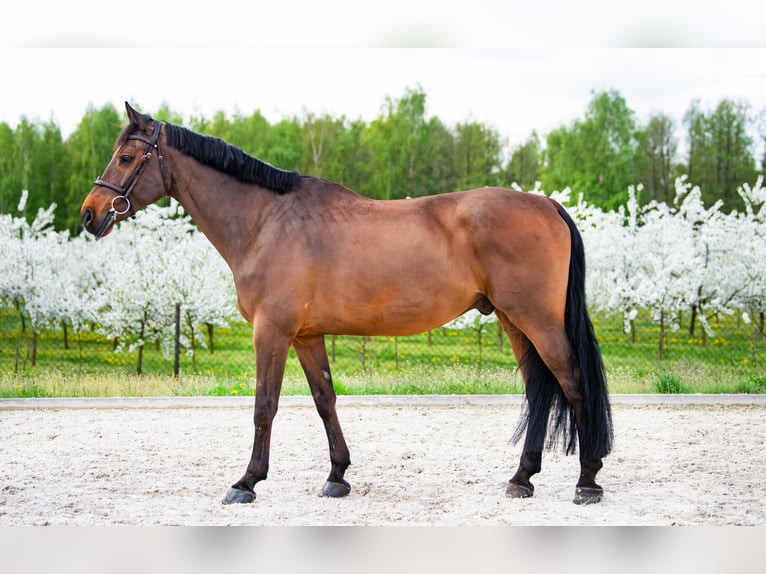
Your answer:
577,457 -> 604,486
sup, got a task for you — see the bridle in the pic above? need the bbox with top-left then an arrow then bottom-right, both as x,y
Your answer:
92,119 -> 170,239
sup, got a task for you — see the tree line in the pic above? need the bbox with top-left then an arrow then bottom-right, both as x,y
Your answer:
2,85 -> 765,233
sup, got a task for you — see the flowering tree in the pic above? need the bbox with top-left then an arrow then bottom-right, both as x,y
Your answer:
158,203 -> 238,368
673,177 -> 740,341
733,176 -> 766,335
0,191 -> 72,365
631,191 -> 700,358
577,188 -> 644,337
88,201 -> 239,373
577,176 -> 766,358
2,177 -> 766,373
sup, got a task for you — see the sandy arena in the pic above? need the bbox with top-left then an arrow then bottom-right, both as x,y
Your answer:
1,395 -> 764,525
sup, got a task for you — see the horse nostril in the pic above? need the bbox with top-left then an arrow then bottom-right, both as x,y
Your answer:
82,208 -> 94,228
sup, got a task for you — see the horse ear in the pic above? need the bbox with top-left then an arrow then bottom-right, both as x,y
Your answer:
125,102 -> 141,123
125,102 -> 153,127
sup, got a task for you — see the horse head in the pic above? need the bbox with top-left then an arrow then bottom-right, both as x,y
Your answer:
80,102 -> 170,239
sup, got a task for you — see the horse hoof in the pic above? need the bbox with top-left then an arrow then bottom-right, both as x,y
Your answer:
222,487 -> 256,505
573,486 -> 603,505
506,482 -> 534,498
321,480 -> 351,497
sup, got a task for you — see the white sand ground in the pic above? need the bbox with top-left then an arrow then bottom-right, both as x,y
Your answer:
1,395 -> 764,525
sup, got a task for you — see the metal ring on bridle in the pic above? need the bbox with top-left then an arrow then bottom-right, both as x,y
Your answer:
110,195 -> 132,215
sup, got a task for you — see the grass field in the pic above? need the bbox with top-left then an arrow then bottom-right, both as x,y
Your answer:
1,306 -> 764,397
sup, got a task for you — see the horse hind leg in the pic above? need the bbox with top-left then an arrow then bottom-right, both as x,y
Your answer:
292,335 -> 351,497
524,327 -> 608,505
496,314 -> 551,499
499,311 -> 607,504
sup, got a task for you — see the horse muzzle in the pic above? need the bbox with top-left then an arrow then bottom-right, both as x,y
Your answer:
81,195 -> 132,239
81,208 -> 111,239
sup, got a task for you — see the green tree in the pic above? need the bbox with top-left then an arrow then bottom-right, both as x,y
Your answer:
580,89 -> 639,208
332,119 -> 374,194
362,85 -> 433,199
199,109 -> 236,142
542,89 -> 639,209
0,118 -> 68,223
636,113 -> 677,204
302,112 -> 345,179
8,118 -> 39,216
300,113 -> 380,193
684,98 -> 757,210
710,99 -> 756,208
757,107 -> 766,175
540,123 -> 584,195
153,102 -> 185,125
0,121 -> 20,214
683,98 -> 713,192
229,110 -> 272,158
419,116 -> 456,196
264,118 -> 303,170
453,121 -> 503,190
38,120 -> 70,225
504,132 -> 541,189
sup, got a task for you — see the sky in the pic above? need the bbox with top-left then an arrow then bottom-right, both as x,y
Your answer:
3,48 -> 766,154
3,0 -> 766,158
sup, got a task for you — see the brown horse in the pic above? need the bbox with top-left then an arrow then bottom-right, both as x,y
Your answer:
81,103 -> 613,506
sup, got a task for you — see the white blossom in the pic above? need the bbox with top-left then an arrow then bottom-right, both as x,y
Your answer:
3,179 -> 766,359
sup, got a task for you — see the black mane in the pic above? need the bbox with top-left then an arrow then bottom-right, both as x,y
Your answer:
163,122 -> 301,193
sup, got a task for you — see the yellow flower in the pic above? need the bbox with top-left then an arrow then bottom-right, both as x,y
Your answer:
231,389 -> 239,395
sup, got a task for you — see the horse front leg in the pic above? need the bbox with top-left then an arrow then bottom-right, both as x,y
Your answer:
292,335 -> 351,497
222,326 -> 291,505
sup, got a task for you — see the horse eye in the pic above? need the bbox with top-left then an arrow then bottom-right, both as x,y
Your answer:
119,155 -> 135,166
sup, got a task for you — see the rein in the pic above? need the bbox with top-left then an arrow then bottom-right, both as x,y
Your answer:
92,119 -> 169,239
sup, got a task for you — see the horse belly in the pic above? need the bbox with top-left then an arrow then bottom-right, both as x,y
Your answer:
309,261 -> 478,337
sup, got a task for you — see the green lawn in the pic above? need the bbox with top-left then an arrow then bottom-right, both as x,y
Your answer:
1,306 -> 764,397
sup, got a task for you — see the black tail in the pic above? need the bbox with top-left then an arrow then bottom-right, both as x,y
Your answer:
511,344 -> 578,454
512,206 -> 613,459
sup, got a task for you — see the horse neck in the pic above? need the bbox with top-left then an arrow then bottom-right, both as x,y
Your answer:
166,150 -> 278,269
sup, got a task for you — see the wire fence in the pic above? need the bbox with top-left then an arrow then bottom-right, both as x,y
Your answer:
2,304 -> 765,395
0,307 -> 515,382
